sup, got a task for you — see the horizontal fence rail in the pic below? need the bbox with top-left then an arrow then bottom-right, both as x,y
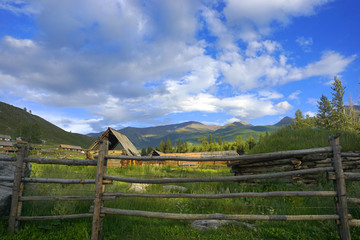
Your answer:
100,207 -> 341,221
103,191 -> 338,199
103,167 -> 334,184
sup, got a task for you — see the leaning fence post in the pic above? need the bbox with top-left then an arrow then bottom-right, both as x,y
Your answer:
329,135 -> 351,240
91,140 -> 108,240
8,144 -> 28,233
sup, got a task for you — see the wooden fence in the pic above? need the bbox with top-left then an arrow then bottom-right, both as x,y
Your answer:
0,135 -> 359,240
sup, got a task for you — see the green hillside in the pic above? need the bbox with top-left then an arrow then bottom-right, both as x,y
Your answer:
249,126 -> 360,154
0,101 -> 95,148
120,121 -> 280,149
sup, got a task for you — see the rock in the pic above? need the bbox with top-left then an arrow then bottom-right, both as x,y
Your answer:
0,156 -> 15,217
190,219 -> 256,231
129,183 -> 149,192
0,154 -> 31,217
162,185 -> 188,192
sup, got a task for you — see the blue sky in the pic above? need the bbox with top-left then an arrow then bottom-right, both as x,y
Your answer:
0,0 -> 359,134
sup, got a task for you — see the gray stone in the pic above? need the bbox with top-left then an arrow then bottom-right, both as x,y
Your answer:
162,185 -> 188,192
0,154 -> 31,217
0,156 -> 15,217
129,183 -> 149,192
190,219 -> 256,231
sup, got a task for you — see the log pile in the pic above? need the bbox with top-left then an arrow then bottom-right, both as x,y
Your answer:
229,152 -> 360,184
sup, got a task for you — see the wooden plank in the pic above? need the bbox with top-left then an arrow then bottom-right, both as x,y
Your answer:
101,207 -> 339,221
8,145 -> 27,233
104,147 -> 332,163
329,135 -> 351,240
17,213 -> 93,221
328,172 -> 360,181
349,219 -> 360,227
22,178 -> 95,184
104,191 -> 337,199
347,198 -> 360,205
91,140 -> 108,240
103,167 -> 333,184
24,157 -> 97,166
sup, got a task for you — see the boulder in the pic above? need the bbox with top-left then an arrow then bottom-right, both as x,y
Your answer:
190,219 -> 256,231
162,185 -> 188,192
129,183 -> 149,192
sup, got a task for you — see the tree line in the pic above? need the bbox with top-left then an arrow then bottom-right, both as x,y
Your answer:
140,132 -> 268,156
290,76 -> 359,131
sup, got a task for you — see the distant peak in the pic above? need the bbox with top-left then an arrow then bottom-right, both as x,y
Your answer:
274,116 -> 295,126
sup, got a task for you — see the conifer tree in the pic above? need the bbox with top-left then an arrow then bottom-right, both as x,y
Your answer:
316,94 -> 332,129
330,76 -> 350,129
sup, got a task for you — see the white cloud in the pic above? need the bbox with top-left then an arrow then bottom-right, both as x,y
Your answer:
223,0 -> 332,40
288,90 -> 302,100
296,36 -> 313,52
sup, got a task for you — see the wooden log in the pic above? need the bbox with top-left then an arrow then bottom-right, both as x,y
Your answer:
341,153 -> 360,158
349,219 -> 360,227
104,167 -> 333,184
228,158 -> 298,168
347,198 -> 360,205
19,196 -> 115,201
0,176 -> 14,182
22,178 -> 95,184
24,157 -> 97,166
8,145 -> 28,234
17,213 -> 93,221
0,155 -> 16,162
327,172 -> 360,181
103,191 -> 337,199
104,147 -> 332,164
91,140 -> 108,240
101,207 -> 339,221
329,135 -> 351,240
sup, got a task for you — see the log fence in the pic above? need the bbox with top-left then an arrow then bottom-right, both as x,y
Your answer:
0,136 -> 359,240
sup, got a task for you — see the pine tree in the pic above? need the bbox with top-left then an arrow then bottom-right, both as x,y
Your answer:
316,94 -> 332,129
218,136 -> 222,146
208,134 -> 213,144
159,140 -> 165,152
165,137 -> 172,153
246,135 -> 256,150
330,76 -> 350,129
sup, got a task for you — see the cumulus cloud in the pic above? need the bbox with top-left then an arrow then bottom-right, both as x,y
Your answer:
0,0 -> 355,133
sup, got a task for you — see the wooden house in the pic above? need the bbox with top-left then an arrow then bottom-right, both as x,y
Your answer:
59,144 -> 82,152
88,127 -> 140,167
0,141 -> 13,150
149,150 -> 238,167
0,134 -> 11,141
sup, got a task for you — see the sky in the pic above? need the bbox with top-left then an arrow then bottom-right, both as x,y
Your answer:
0,0 -> 359,134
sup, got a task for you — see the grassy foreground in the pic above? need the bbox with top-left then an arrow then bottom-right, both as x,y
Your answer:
0,163 -> 359,240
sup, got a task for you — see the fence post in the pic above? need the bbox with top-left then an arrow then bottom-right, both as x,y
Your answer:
329,135 -> 351,240
91,140 -> 108,240
8,144 -> 28,233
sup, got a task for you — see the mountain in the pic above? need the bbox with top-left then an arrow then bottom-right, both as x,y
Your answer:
274,117 -> 295,127
93,120 -> 280,149
0,101 -> 95,148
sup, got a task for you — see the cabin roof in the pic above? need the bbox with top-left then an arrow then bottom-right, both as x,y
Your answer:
0,134 -> 11,139
59,144 -> 82,150
88,128 -> 140,156
0,141 -> 13,147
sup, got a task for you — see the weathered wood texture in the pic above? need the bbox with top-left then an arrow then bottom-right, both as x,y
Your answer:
347,198 -> 360,205
104,191 -> 337,199
0,155 -> 16,161
22,178 -> 95,184
24,157 -> 97,166
329,135 -> 351,240
349,219 -> 360,227
101,207 -> 339,221
104,167 -> 333,184
327,172 -> 360,181
91,140 -> 108,240
19,196 -> 115,201
8,145 -> 28,233
17,213 -> 93,221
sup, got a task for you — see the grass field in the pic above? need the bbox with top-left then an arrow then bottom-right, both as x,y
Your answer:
1,161 -> 359,240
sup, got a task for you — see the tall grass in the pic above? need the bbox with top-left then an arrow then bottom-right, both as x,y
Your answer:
250,127 -> 360,154
1,163 -> 359,239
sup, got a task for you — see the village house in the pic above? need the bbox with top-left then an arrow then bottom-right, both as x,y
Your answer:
59,144 -> 82,152
0,134 -> 13,151
0,134 -> 11,141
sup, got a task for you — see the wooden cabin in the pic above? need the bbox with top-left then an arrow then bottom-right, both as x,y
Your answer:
0,134 -> 11,141
149,150 -> 238,167
0,141 -> 13,151
88,127 -> 140,167
59,144 -> 82,152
